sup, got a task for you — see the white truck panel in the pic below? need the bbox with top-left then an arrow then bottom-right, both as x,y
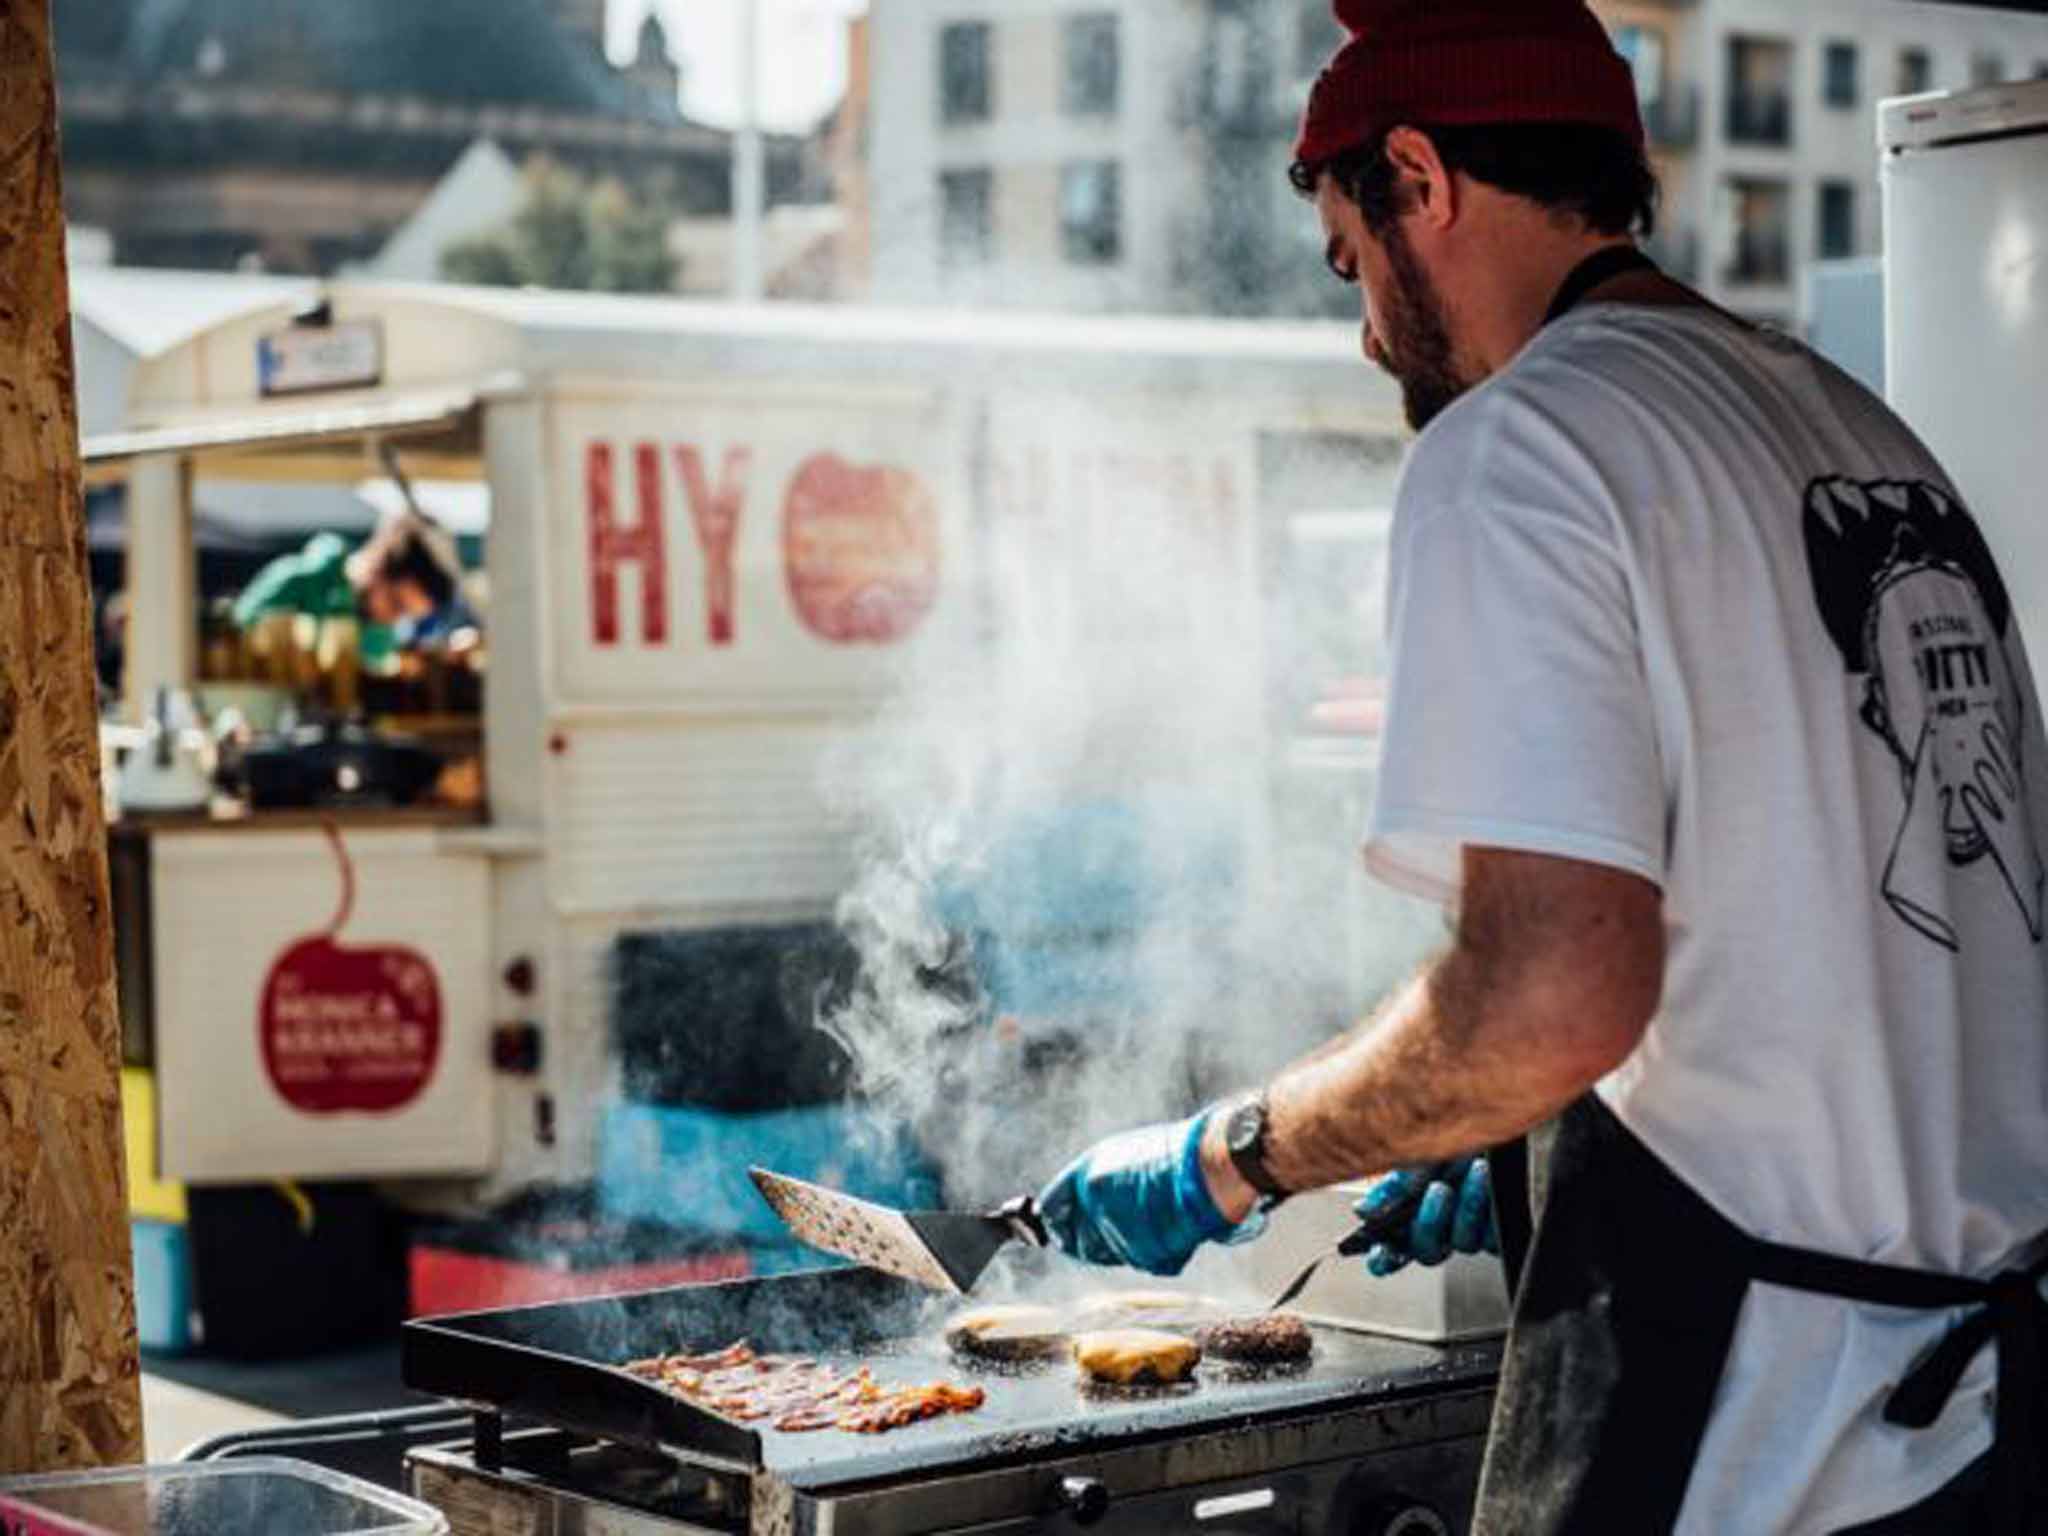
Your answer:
545,717 -> 859,919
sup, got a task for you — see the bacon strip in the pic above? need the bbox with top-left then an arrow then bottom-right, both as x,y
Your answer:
625,1340 -> 986,1436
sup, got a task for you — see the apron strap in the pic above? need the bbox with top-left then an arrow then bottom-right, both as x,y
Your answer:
1540,244 -> 1659,327
1488,1134 -> 1534,1298
1749,1236 -> 2048,1530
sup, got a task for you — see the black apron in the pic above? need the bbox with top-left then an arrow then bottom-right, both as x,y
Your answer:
1469,247 -> 2048,1536
1478,1098 -> 2047,1533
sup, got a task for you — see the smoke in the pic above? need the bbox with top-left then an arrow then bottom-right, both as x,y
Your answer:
818,404 -> 1438,1213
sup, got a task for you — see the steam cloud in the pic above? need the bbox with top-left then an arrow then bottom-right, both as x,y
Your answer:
818,419 -> 1439,1223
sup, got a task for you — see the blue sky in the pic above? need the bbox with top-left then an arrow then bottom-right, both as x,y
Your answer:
611,0 -> 867,132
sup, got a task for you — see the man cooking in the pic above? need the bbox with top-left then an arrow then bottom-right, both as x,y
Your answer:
1034,2 -> 2048,1531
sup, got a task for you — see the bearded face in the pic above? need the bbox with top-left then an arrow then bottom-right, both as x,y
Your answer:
1373,217 -> 1470,432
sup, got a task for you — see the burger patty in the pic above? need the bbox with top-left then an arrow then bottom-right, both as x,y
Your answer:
944,1303 -> 1069,1363
1070,1328 -> 1203,1386
1191,1313 -> 1314,1364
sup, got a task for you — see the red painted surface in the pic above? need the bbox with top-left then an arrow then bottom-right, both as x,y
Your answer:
678,445 -> 749,646
259,826 -> 442,1115
782,453 -> 941,644
408,1245 -> 752,1315
0,1495 -> 116,1536
587,440 -> 670,646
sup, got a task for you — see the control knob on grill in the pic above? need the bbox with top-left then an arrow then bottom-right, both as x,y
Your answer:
1356,1500 -> 1450,1536
1054,1474 -> 1111,1525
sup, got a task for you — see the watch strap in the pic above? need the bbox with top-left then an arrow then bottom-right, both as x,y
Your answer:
1225,1092 -> 1291,1201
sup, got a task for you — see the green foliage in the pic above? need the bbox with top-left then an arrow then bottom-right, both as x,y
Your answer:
441,155 -> 679,293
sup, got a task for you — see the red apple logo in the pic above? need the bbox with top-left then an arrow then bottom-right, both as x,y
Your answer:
782,453 -> 941,644
259,825 -> 442,1114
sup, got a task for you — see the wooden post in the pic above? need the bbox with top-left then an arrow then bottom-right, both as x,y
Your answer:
0,0 -> 145,1471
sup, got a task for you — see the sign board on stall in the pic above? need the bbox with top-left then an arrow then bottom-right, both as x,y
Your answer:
257,317 -> 384,396
150,826 -> 491,1182
549,385 -> 970,709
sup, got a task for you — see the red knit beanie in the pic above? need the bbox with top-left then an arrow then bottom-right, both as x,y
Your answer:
1295,0 -> 1644,166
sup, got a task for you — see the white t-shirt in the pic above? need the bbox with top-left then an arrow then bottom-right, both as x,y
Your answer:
1363,304 -> 2048,1535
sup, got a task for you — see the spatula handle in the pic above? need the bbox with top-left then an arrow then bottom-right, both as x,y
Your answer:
1265,1162 -> 1454,1311
990,1193 -> 1048,1248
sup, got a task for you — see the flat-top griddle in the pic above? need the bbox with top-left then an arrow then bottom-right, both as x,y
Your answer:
402,1266 -> 1500,1491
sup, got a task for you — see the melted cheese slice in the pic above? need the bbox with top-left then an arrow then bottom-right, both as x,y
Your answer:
1070,1328 -> 1202,1385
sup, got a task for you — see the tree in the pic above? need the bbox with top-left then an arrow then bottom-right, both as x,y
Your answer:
442,156 -> 678,293
587,177 -> 677,293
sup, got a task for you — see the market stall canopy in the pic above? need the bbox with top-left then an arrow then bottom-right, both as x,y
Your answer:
84,479 -> 381,553
69,265 -> 320,440
82,381 -> 489,484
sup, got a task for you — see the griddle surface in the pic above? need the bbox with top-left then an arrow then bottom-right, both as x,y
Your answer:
403,1266 -> 1499,1490
744,1325 -> 1496,1487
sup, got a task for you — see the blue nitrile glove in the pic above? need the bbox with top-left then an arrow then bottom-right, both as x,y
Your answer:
1358,1157 -> 1497,1277
1037,1110 -> 1244,1277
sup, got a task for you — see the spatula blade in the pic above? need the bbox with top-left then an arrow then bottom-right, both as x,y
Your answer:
749,1167 -> 999,1294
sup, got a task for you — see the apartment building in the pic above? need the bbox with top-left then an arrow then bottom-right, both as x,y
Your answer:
865,0 -> 1205,309
864,0 -> 2048,319
1606,0 -> 2048,326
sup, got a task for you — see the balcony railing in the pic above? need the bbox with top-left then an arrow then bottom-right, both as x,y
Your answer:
1723,233 -> 1790,287
1725,88 -> 1791,146
1644,85 -> 1700,150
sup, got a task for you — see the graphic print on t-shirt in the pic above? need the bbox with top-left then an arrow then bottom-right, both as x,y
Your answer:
1803,475 -> 2046,950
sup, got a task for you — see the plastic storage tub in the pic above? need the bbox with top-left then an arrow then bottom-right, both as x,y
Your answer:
0,1458 -> 447,1535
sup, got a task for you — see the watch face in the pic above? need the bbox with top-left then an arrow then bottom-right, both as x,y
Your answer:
1226,1098 -> 1264,1157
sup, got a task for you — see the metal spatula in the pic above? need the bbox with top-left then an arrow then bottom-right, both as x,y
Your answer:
749,1167 -> 1048,1295
1265,1162 -> 1454,1311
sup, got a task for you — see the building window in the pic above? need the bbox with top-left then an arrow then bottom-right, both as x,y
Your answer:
939,168 -> 993,267
1817,180 -> 1856,260
1726,36 -> 1793,146
1297,0 -> 1341,81
1724,177 -> 1791,286
1823,41 -> 1858,108
1060,160 -> 1121,265
1897,47 -> 1933,96
939,22 -> 991,124
1613,25 -> 1666,107
1063,13 -> 1120,115
1971,52 -> 2004,88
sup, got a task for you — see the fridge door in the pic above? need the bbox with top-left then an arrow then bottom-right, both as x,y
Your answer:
1882,79 -> 2048,655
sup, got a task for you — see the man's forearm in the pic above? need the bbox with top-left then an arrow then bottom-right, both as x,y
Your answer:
1200,848 -> 1663,1222
1201,956 -> 1583,1219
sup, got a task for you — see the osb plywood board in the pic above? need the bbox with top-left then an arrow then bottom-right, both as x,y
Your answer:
0,0 -> 144,1470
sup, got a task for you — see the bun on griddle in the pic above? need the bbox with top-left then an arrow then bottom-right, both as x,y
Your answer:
944,1303 -> 1068,1362
1070,1289 -> 1225,1335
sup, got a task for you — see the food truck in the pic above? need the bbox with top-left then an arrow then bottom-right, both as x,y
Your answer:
84,283 -> 1412,1304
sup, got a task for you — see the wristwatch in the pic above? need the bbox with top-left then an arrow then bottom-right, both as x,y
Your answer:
1222,1091 -> 1290,1203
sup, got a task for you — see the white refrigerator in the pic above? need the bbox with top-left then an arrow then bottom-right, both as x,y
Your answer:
1882,77 -> 2048,655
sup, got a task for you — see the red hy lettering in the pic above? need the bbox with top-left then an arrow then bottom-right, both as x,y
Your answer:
586,440 -> 670,645
678,445 -> 750,646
